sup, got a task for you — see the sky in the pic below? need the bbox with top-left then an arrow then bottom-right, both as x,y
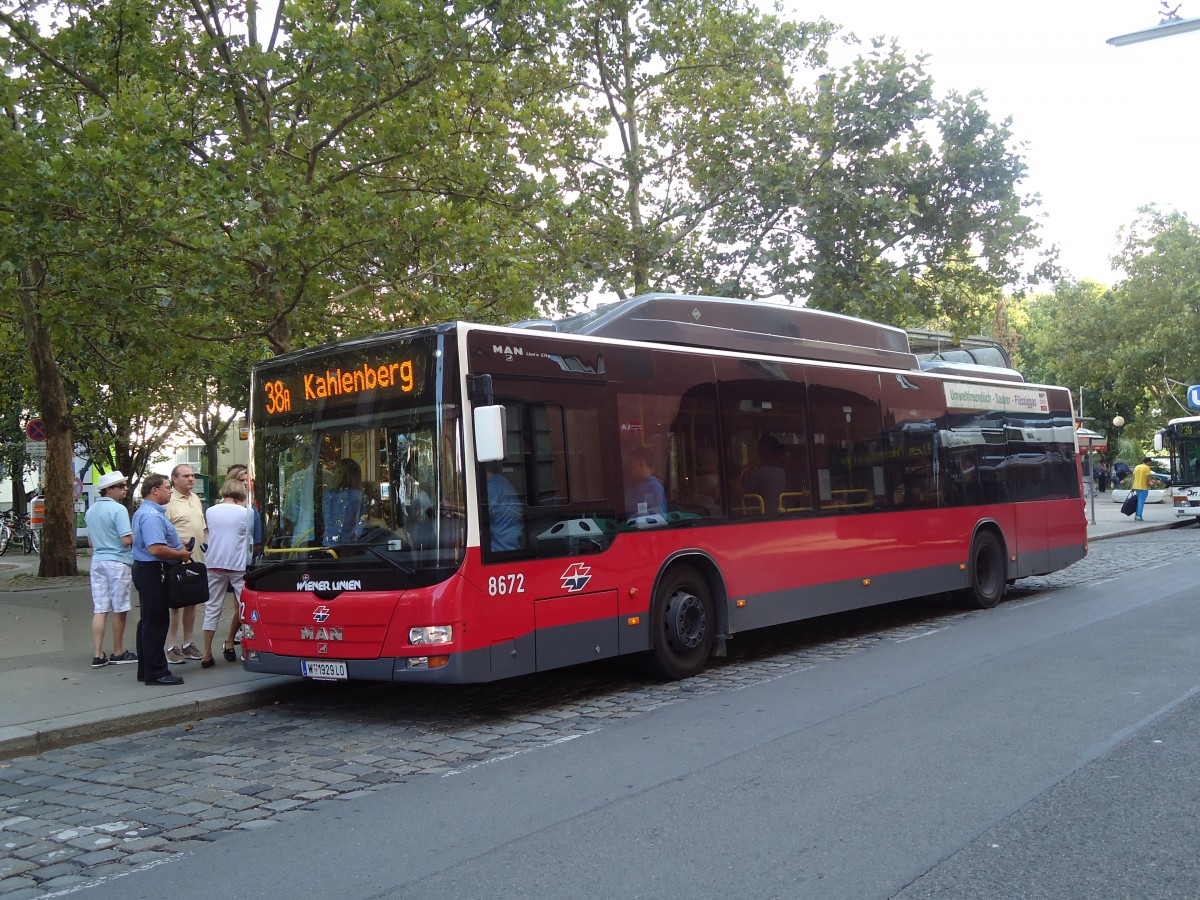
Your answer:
783,0 -> 1200,286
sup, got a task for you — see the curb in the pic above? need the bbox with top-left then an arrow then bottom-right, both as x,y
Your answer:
1088,518 -> 1194,542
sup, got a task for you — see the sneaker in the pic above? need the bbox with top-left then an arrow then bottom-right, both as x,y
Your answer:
180,643 -> 204,661
165,646 -> 188,665
1135,516 -> 1144,522
108,650 -> 138,665
91,654 -> 109,669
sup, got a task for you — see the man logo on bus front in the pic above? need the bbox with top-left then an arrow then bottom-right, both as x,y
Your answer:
561,563 -> 591,593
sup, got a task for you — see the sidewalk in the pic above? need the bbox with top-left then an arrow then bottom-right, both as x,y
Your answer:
0,555 -> 300,760
0,498 -> 1189,760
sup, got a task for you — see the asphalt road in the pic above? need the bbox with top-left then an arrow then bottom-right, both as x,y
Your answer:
3,528 -> 1198,899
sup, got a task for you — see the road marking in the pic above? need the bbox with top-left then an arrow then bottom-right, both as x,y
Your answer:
894,629 -> 943,643
441,730 -> 597,777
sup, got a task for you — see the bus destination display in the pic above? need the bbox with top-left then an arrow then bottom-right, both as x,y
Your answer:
260,355 -> 424,418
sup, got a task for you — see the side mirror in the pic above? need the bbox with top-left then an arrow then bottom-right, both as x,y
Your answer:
1153,432 -> 1164,452
474,405 -> 507,463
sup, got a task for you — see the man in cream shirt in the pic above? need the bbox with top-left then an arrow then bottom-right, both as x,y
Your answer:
165,464 -> 207,663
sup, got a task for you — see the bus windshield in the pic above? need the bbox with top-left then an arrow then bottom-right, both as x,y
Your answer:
1170,424 -> 1200,486
251,333 -> 465,572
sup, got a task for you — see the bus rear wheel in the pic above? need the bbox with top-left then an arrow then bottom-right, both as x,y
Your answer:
963,530 -> 1005,609
647,566 -> 715,680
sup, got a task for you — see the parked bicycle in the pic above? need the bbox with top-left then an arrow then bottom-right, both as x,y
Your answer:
0,515 -> 11,556
23,520 -> 39,555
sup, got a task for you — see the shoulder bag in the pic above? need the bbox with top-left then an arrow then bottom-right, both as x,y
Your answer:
166,560 -> 209,608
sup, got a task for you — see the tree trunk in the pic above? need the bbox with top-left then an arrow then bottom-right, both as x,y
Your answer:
18,261 -> 79,577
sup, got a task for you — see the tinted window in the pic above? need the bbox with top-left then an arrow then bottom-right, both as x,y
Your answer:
807,370 -> 885,511
479,385 -> 615,562
879,373 -> 944,510
717,360 -> 812,518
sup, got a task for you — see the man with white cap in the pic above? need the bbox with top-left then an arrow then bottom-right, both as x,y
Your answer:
84,471 -> 137,668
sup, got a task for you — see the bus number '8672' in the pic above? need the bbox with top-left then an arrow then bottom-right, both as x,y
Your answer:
488,574 -> 525,596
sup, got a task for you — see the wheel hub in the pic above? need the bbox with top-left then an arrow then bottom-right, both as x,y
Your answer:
665,589 -> 706,651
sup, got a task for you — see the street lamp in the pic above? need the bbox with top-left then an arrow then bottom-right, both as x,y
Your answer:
1112,415 -> 1125,430
1108,14 -> 1200,46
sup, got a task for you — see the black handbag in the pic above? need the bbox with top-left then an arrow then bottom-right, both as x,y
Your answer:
166,561 -> 209,608
1119,492 -> 1138,517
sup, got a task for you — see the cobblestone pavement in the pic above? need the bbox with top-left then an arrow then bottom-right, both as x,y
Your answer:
0,532 -> 1193,896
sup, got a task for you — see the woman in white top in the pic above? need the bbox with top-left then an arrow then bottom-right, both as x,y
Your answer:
199,477 -> 251,667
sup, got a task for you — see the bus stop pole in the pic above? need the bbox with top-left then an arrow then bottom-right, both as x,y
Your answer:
1088,450 -> 1096,525
1080,386 -> 1096,526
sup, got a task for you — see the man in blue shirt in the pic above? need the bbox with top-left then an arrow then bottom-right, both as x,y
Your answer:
624,447 -> 667,516
486,463 -> 524,552
131,474 -> 193,686
84,472 -> 136,668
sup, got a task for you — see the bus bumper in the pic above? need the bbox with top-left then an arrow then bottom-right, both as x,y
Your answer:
242,644 -> 514,684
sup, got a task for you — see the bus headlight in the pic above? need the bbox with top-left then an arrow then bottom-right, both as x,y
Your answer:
409,625 -> 453,645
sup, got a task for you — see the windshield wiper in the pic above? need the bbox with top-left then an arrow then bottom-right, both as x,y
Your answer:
365,544 -> 416,575
243,560 -> 287,587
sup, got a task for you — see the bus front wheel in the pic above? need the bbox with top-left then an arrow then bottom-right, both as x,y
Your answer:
964,530 -> 1005,610
647,566 -> 715,680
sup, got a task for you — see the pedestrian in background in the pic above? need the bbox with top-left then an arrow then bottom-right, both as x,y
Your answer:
1132,456 -> 1153,522
1096,461 -> 1110,494
131,474 -> 191,687
84,471 -> 137,668
199,477 -> 250,667
165,464 -> 207,664
1113,460 -> 1131,485
226,464 -> 262,561
224,464 -> 259,655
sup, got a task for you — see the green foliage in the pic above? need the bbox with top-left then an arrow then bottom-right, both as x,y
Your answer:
547,3 -> 1041,324
1109,207 -> 1200,419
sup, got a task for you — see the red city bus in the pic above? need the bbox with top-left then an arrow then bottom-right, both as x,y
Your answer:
241,294 -> 1087,683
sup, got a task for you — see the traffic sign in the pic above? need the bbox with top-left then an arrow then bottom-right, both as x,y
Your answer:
1188,385 -> 1200,411
25,417 -> 46,442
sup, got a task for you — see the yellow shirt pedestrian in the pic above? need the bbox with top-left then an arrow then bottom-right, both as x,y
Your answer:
1131,462 -> 1152,491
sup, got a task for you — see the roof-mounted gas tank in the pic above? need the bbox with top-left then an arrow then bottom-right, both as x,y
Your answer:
520,293 -> 921,371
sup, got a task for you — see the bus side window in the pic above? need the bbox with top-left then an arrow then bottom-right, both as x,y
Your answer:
807,372 -> 885,512
716,361 -> 810,518
479,387 -> 617,560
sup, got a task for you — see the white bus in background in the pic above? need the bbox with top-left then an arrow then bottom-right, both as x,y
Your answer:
1155,415 -> 1200,521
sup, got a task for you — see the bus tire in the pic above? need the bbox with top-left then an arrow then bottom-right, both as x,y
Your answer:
963,530 -> 1005,610
646,566 -> 715,680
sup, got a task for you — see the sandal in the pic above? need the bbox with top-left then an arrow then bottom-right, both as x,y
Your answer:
223,643 -> 236,662
201,657 -> 216,669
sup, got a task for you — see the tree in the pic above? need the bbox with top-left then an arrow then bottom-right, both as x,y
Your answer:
1015,280 -> 1141,452
1,0 -> 580,574
176,341 -> 262,486
555,0 -> 834,300
0,0 -> 205,574
553,3 -> 1043,323
1109,207 -> 1200,421
146,0 -> 583,353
